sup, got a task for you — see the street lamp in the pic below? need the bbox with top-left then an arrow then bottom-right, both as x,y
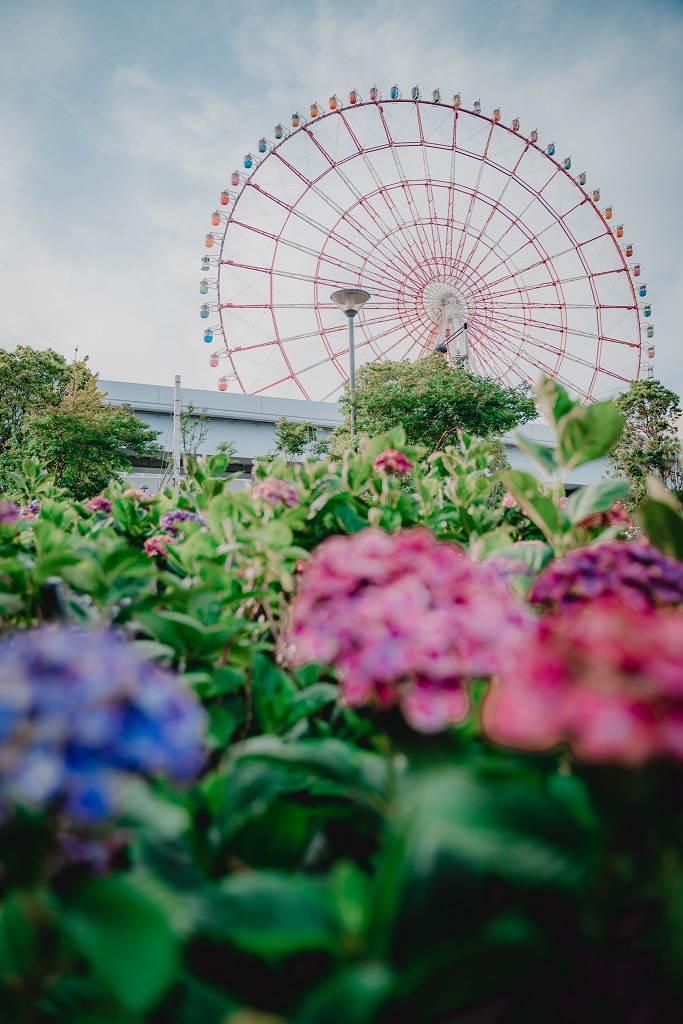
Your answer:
330,287 -> 370,443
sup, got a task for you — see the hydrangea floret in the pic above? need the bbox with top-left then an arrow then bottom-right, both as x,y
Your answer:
487,597 -> 683,766
252,477 -> 300,507
372,449 -> 414,475
288,527 -> 533,732
84,495 -> 113,514
531,539 -> 683,612
159,509 -> 206,535
143,534 -> 176,557
0,628 -> 206,821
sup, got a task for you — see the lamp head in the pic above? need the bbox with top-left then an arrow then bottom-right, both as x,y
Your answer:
330,288 -> 371,316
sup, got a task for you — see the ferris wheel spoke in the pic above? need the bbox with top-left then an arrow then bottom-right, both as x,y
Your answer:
376,105 -> 438,266
460,142 -> 531,272
338,110 -> 430,269
246,182 -> 409,290
414,105 -> 447,266
452,121 -> 495,267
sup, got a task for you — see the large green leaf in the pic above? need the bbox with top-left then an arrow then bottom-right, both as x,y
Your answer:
566,478 -> 630,524
639,495 -> 683,561
198,872 -> 341,959
60,876 -> 178,1012
292,963 -> 393,1024
556,401 -> 625,469
512,431 -> 557,476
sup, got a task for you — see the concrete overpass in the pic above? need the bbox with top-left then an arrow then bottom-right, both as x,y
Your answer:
100,379 -> 608,492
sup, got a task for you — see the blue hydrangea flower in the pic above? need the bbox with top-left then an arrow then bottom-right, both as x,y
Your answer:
0,628 -> 206,822
158,509 -> 206,535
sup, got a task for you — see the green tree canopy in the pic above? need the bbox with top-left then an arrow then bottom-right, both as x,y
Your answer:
0,347 -> 161,499
608,378 -> 683,505
271,418 -> 329,464
329,353 -> 537,454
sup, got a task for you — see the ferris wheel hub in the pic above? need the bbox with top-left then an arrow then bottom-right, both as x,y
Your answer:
421,278 -> 469,327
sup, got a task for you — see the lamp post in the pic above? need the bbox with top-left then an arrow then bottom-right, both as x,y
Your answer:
330,288 -> 371,443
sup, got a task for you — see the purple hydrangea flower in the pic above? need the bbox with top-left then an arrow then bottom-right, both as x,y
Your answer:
84,495 -> 113,514
0,501 -> 21,525
0,628 -> 206,822
159,509 -> 206,535
531,539 -> 683,612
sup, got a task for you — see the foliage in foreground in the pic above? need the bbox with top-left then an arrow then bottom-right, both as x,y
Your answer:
1,378 -> 683,1022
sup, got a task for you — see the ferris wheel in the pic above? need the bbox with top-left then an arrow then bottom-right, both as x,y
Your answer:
199,86 -> 652,402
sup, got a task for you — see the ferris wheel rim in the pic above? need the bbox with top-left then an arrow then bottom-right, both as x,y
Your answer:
206,95 -> 644,402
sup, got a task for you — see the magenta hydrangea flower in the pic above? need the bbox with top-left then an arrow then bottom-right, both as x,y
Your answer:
143,534 -> 176,557
288,527 -> 534,733
579,502 -> 632,531
531,539 -> 683,612
159,509 -> 205,534
84,495 -> 113,514
486,597 -> 683,766
0,627 -> 206,821
0,501 -> 21,525
252,477 -> 299,508
372,449 -> 413,475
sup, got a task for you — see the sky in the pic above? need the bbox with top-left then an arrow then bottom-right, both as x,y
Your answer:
1,0 -> 682,400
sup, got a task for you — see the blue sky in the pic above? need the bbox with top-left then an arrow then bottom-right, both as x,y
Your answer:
1,0 -> 682,398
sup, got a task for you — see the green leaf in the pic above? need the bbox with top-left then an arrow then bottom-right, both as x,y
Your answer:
566,478 -> 630,524
292,964 -> 393,1024
281,683 -> 339,729
60,876 -> 178,1012
252,653 -> 298,733
512,431 -> 557,476
262,520 -> 294,548
500,470 -> 562,540
0,892 -> 40,981
557,400 -> 625,469
639,498 -> 683,561
334,501 -> 367,534
489,542 -> 553,573
534,377 -> 576,427
198,872 -> 341,959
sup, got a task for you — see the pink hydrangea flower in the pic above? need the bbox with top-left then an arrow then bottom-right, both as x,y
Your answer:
252,477 -> 299,507
143,534 -> 176,557
288,527 -> 533,732
372,449 -> 414,475
558,496 -> 569,511
123,488 -> 152,504
85,496 -> 113,514
501,491 -> 518,509
486,597 -> 683,766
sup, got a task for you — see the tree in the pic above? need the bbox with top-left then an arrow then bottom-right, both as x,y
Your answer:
271,418 -> 329,464
0,349 -> 161,500
180,402 -> 211,458
0,346 -> 75,458
329,353 -> 537,454
608,378 -> 683,505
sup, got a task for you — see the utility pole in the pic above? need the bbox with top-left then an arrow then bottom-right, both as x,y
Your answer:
172,374 -> 182,488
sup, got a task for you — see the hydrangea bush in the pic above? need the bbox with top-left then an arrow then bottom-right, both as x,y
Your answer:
0,378 -> 682,1022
